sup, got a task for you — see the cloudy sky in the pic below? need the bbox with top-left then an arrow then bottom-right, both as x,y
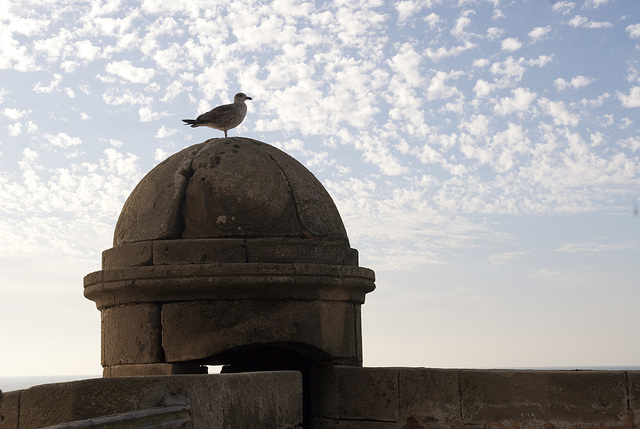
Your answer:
1,0 -> 640,378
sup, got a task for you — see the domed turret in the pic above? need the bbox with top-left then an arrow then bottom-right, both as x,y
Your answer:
84,137 -> 375,378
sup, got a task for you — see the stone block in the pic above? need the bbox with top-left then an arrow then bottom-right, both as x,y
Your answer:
460,370 -> 628,426
309,418 -> 397,429
104,363 -> 203,377
102,241 -> 153,270
629,371 -> 640,426
153,238 -> 246,264
102,304 -> 163,366
247,238 -> 355,265
310,366 -> 399,422
162,300 -> 359,363
0,390 -> 21,429
17,372 -> 302,429
398,368 -> 462,428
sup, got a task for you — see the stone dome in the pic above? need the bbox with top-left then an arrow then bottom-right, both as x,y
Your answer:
114,137 -> 349,246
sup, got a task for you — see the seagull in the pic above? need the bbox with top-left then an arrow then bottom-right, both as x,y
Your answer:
182,93 -> 252,137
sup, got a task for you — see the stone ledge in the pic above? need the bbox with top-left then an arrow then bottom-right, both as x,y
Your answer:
84,263 -> 375,309
102,238 -> 360,269
103,363 -> 203,377
9,372 -> 302,429
309,367 -> 640,429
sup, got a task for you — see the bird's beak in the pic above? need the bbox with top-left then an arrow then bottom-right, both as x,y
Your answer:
246,97 -> 252,100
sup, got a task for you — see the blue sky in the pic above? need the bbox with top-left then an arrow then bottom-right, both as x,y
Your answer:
1,0 -> 639,377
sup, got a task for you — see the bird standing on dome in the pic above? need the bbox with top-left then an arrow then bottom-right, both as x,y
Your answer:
182,93 -> 252,137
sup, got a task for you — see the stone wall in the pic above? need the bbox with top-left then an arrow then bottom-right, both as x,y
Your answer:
3,368 -> 640,428
309,366 -> 640,429
0,372 -> 302,429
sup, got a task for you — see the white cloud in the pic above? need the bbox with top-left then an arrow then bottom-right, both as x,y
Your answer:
583,0 -> 611,8
74,40 -> 101,62
528,55 -> 553,67
156,125 -> 178,138
154,148 -> 170,162
425,41 -> 476,61
102,89 -> 152,106
33,74 -> 63,93
460,114 -> 489,136
552,1 -> 576,14
528,26 -> 551,42
2,108 -> 30,120
619,137 -> 640,152
424,13 -> 440,30
395,0 -> 440,24
138,106 -> 160,122
473,79 -> 495,98
106,60 -> 155,83
538,98 -> 580,126
493,87 -> 537,115
7,123 -> 22,136
388,43 -> 423,88
490,56 -> 533,86
501,37 -> 522,51
427,70 -> 462,100
451,10 -> 475,39
568,15 -> 613,29
627,24 -> 640,39
554,75 -> 594,91
47,132 -> 82,148
486,27 -> 504,41
472,58 -> 489,68
618,87 -> 640,108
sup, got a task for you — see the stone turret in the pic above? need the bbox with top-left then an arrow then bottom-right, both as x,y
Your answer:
83,137 -> 376,377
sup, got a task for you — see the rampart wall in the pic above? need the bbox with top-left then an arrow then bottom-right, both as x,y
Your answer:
2,367 -> 639,428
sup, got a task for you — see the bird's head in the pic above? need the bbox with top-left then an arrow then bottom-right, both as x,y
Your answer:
234,93 -> 252,102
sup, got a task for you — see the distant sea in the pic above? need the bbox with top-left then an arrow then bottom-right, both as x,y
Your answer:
0,375 -> 101,392
2,367 -> 640,392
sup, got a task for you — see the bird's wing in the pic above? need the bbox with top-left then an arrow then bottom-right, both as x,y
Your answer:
196,104 -> 235,124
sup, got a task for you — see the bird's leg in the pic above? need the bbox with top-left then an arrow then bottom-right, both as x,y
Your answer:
224,130 -> 228,137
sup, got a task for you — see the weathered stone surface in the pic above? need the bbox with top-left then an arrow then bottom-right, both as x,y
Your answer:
102,241 -> 153,270
629,371 -> 640,427
152,238 -> 246,265
103,363 -> 202,377
310,366 -> 399,422
305,368 -> 640,428
162,300 -> 359,363
309,418 -> 397,429
17,372 -> 302,429
259,142 -> 349,243
182,138 -> 299,238
0,389 -> 21,429
114,144 -> 201,246
460,370 -> 629,426
398,368 -> 461,428
112,138 -> 350,245
102,304 -> 162,366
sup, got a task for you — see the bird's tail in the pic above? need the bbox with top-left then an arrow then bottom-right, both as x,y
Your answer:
182,119 -> 196,126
